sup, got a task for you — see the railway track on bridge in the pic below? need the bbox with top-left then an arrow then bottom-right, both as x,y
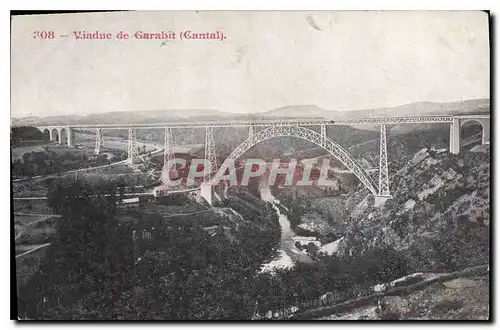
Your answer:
33,115 -> 474,130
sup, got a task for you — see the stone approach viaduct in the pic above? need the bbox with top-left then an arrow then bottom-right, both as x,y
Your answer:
35,114 -> 490,206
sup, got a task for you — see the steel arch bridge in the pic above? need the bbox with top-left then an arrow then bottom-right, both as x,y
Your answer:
33,113 -> 490,206
214,125 -> 380,195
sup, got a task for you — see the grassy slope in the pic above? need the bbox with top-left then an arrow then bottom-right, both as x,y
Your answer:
315,272 -> 489,320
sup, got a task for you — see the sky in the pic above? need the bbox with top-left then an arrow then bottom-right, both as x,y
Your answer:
11,11 -> 490,118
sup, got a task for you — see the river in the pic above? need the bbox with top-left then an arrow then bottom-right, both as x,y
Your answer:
260,185 -> 315,273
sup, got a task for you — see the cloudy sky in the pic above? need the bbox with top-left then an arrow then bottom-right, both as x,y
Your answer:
11,11 -> 489,118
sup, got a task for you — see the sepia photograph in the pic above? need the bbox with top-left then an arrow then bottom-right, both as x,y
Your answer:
11,10 -> 490,321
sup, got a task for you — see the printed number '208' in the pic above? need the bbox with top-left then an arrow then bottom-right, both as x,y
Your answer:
33,31 -> 55,39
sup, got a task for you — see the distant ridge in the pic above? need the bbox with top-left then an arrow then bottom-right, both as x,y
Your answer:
259,99 -> 490,119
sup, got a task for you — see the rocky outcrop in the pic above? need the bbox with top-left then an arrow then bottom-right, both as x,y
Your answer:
341,146 -> 490,258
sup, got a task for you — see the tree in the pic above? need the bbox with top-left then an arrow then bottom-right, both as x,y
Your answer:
41,177 -> 135,318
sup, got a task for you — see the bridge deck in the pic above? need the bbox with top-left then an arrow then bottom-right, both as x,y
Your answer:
31,114 -> 492,130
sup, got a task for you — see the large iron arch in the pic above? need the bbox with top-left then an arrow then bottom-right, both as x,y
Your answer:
214,125 -> 378,195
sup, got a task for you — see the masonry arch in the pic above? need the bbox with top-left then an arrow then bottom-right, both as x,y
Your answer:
460,118 -> 490,146
41,128 -> 50,141
59,128 -> 68,146
51,129 -> 59,143
214,125 -> 379,195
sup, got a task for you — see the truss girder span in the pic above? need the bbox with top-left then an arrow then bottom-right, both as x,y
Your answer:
40,115 -> 463,130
